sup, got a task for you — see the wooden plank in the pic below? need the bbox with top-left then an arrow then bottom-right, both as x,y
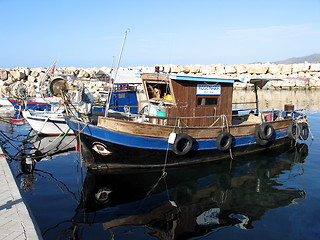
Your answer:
98,117 -> 291,139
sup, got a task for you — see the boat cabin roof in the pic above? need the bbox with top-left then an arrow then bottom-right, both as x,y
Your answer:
170,75 -> 235,84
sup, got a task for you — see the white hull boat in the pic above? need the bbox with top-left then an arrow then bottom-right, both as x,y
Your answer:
0,98 -> 14,112
22,110 -> 73,135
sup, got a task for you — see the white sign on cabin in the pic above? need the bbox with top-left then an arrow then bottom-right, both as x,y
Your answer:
196,84 -> 221,95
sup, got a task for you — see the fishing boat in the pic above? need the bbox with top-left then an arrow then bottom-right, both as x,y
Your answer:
65,71 -> 310,169
22,110 -> 73,135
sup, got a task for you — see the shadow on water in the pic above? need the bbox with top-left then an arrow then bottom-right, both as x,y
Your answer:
68,142 -> 308,239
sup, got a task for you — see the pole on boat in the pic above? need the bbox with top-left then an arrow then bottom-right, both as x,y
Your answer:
105,30 -> 129,117
254,83 -> 259,114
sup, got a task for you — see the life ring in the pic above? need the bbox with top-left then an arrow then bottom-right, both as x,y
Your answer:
298,122 -> 309,140
172,133 -> 193,156
287,121 -> 301,140
254,126 -> 269,146
258,122 -> 274,140
216,132 -> 233,151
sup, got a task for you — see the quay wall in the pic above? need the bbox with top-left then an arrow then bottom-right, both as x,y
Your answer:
1,63 -> 320,96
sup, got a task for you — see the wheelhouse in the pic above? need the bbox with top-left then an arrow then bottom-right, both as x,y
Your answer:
141,73 -> 235,127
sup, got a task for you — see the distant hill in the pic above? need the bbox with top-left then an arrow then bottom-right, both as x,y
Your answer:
273,53 -> 320,64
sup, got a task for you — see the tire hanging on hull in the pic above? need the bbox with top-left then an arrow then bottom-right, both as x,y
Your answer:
255,124 -> 271,146
258,122 -> 274,140
216,131 -> 233,151
298,122 -> 309,140
287,121 -> 301,140
172,133 -> 193,156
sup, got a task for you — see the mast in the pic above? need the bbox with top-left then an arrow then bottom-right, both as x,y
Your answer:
105,30 -> 128,117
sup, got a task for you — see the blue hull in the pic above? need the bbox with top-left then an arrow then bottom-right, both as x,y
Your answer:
66,118 -> 288,151
66,117 -> 293,169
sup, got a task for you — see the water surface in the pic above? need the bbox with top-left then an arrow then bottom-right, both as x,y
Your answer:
0,90 -> 319,240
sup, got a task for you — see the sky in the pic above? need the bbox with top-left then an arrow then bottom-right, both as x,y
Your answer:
1,0 -> 320,68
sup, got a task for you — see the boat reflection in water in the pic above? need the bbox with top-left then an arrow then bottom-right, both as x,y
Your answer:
74,142 -> 308,239
16,132 -> 77,192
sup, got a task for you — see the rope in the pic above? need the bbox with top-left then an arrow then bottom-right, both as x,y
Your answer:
37,116 -> 50,135
146,117 -> 181,197
220,115 -> 234,160
0,124 -> 88,160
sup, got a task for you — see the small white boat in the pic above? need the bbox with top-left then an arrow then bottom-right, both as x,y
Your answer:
0,98 -> 14,112
22,110 -> 73,135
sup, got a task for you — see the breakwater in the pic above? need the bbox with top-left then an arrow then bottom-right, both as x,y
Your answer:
1,63 -> 320,96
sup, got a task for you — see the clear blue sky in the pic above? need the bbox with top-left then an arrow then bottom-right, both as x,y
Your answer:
1,0 -> 320,68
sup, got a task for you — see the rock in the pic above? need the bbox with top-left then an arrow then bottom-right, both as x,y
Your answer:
38,72 -> 50,81
77,69 -> 90,78
21,67 -> 31,76
189,65 -> 201,74
309,79 -> 320,87
310,63 -> 320,72
268,65 -> 281,74
170,65 -> 180,73
235,65 -> 247,74
305,72 -> 313,79
0,70 -> 8,80
202,65 -> 216,74
234,81 -> 247,89
1,63 -> 320,98
215,65 -> 226,75
247,64 -> 269,74
282,79 -> 295,88
10,70 -> 23,80
297,72 -> 306,78
280,65 -> 292,75
294,79 -> 308,88
225,65 -> 237,74
292,63 -> 310,73
179,65 -> 190,74
27,75 -> 36,83
30,70 -> 40,77
267,80 -> 283,88
163,65 -> 171,73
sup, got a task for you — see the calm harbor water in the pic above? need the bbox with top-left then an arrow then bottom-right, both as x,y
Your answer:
1,90 -> 320,240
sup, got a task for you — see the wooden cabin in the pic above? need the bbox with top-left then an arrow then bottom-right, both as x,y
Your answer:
141,73 -> 235,127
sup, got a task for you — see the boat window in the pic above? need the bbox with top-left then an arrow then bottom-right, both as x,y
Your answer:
117,93 -> 126,98
146,82 -> 172,102
197,97 -> 218,106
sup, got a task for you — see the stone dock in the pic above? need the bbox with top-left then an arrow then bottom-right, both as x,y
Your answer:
1,62 -> 320,98
0,147 -> 42,239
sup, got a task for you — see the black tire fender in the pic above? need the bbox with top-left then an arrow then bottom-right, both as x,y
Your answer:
299,122 -> 309,140
254,125 -> 269,146
216,131 -> 233,151
287,121 -> 301,140
258,122 -> 274,140
172,133 -> 193,156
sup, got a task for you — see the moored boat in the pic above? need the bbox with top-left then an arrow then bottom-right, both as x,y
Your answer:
65,71 -> 311,169
22,110 -> 73,135
8,98 -> 60,111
